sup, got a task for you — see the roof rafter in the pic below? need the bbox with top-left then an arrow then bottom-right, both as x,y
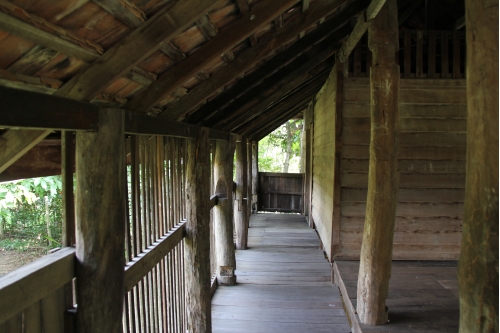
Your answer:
126,0 -> 302,114
166,0 -> 356,122
182,0 -> 368,124
0,0 -> 224,173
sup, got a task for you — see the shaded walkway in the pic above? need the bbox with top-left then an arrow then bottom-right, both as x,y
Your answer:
212,213 -> 350,333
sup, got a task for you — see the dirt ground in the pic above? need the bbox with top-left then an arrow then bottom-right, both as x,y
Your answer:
0,249 -> 45,277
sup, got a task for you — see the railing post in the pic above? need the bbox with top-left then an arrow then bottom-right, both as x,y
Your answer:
75,108 -> 126,333
184,127 -> 212,333
235,137 -> 248,250
213,136 -> 237,285
357,0 -> 400,326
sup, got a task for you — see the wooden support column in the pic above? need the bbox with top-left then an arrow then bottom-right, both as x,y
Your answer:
331,62 -> 344,259
235,138 -> 248,250
251,141 -> 258,213
356,0 -> 399,326
185,127 -> 212,333
458,1 -> 499,332
61,131 -> 75,248
246,139 -> 253,219
304,101 -> 314,228
213,136 -> 237,286
75,108 -> 126,333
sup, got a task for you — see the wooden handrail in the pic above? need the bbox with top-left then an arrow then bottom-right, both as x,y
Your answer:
0,247 -> 75,324
124,221 -> 186,292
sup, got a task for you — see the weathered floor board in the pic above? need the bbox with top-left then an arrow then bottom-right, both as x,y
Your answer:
335,260 -> 459,332
212,213 -> 351,333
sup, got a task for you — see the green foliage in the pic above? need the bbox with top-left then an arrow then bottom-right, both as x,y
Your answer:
0,176 -> 63,252
258,119 -> 303,172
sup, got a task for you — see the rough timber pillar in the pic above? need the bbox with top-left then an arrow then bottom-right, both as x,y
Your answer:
356,0 -> 400,326
247,139 -> 253,219
251,141 -> 258,213
75,108 -> 125,333
185,128 -> 212,333
235,137 -> 248,250
213,136 -> 237,286
458,0 -> 499,332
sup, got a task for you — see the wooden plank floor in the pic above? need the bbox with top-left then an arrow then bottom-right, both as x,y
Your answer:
335,260 -> 459,333
212,213 -> 351,333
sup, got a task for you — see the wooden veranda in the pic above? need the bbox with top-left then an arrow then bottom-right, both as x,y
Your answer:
0,0 -> 497,332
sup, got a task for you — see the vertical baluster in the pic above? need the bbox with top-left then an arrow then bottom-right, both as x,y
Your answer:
441,31 -> 449,78
416,30 -> 423,77
428,31 -> 436,78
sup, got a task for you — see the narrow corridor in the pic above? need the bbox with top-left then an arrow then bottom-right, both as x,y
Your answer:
212,213 -> 351,333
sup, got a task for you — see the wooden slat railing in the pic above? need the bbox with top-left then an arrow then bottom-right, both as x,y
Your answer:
348,30 -> 466,79
0,248 -> 75,330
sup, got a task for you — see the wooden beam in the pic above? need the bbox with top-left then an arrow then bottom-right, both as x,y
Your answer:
184,127 -> 212,333
124,110 -> 229,141
92,0 -> 146,29
454,15 -> 465,30
0,248 -> 75,325
0,9 -> 101,63
458,1 -> 498,332
234,138 -> 249,250
239,71 -> 328,137
337,0 -> 387,63
0,86 -> 99,131
0,143 -> 61,182
181,0 -> 368,124
75,108 -> 126,332
0,0 -> 223,173
124,222 -> 186,292
126,0 -> 301,114
216,42 -> 339,132
213,136 -> 237,285
356,0 -> 399,325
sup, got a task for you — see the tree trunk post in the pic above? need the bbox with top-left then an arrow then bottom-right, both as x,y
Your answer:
458,1 -> 499,332
251,141 -> 258,213
213,136 -> 237,286
75,108 -> 126,333
185,127 -> 212,333
235,138 -> 248,250
356,0 -> 400,325
61,131 -> 75,247
246,138 -> 253,220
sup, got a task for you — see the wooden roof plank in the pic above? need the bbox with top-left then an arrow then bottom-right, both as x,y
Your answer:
236,72 -> 328,137
125,0 -> 302,113
166,0 -> 351,121
92,0 -> 146,29
0,0 -> 224,172
216,39 -> 340,131
0,11 -> 101,63
180,0 -> 367,123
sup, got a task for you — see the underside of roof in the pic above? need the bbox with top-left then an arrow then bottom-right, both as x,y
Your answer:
0,0 -> 465,140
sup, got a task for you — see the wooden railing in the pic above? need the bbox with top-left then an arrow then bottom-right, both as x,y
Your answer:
0,86 -> 241,333
348,30 -> 466,79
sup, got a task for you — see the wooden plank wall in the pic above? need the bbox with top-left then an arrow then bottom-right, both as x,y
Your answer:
310,68 -> 339,260
338,78 -> 466,260
258,172 -> 303,213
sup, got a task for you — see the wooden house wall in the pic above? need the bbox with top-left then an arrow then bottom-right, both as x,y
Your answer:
310,69 -> 339,260
312,76 -> 466,261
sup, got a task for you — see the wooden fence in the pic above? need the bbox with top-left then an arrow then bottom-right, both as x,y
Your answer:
258,172 -> 304,213
0,86 -> 244,333
348,30 -> 466,79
